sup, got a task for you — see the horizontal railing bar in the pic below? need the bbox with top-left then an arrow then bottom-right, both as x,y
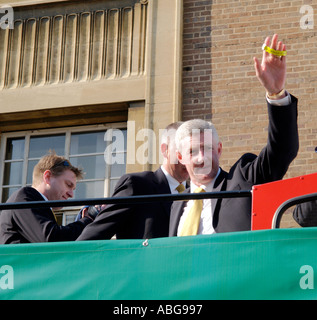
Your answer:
0,190 -> 252,210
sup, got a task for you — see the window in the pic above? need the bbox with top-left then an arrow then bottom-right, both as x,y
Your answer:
0,125 -> 127,223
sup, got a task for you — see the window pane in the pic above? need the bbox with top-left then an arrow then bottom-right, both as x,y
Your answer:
2,187 -> 19,202
29,134 -> 65,158
3,162 -> 23,185
110,129 -> 127,152
110,155 -> 126,178
110,178 -> 119,195
70,131 -> 105,155
75,180 -> 104,199
26,159 -> 38,185
70,155 -> 105,179
65,214 -> 76,224
5,138 -> 25,160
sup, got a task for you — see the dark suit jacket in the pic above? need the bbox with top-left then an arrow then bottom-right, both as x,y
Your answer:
0,187 -> 92,244
77,167 -> 172,240
169,96 -> 299,235
293,201 -> 317,227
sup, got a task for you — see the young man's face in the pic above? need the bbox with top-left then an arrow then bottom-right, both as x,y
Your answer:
43,169 -> 77,209
178,131 -> 222,186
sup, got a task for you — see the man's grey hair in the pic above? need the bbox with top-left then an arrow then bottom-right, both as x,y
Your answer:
175,119 -> 219,152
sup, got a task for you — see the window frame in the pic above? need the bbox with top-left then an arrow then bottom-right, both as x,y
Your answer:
0,122 -> 127,221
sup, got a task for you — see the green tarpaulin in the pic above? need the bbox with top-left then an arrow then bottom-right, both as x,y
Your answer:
0,228 -> 317,300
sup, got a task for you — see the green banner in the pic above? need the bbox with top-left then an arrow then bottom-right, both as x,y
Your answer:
1,228 -> 317,300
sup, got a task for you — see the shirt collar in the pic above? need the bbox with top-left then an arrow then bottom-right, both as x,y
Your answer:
161,165 -> 186,193
35,189 -> 58,222
37,191 -> 48,201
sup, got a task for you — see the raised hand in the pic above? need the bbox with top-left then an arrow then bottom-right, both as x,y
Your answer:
254,34 -> 287,98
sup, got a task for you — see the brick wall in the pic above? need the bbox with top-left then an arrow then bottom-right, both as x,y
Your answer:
182,0 -> 317,228
182,0 -> 212,121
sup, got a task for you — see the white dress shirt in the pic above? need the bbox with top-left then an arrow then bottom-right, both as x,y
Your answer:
266,91 -> 291,106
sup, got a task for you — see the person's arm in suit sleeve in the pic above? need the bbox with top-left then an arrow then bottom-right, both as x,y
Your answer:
7,188 -> 92,243
252,93 -> 298,182
76,174 -> 134,240
46,215 -> 92,242
243,34 -> 299,184
293,200 -> 317,227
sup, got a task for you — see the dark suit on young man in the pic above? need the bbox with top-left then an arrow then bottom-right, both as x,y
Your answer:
0,187 -> 92,244
169,96 -> 299,236
77,167 -> 174,240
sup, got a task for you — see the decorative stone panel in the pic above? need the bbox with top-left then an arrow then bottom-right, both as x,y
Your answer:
0,0 -> 147,89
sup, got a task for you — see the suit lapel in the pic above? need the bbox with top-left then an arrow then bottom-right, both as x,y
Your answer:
211,169 -> 227,230
153,168 -> 173,217
153,168 -> 171,193
25,187 -> 57,221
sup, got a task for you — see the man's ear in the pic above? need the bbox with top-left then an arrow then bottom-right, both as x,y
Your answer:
177,150 -> 184,165
160,143 -> 168,158
217,141 -> 223,158
43,170 -> 52,186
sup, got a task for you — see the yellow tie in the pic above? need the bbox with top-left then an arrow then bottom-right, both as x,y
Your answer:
180,187 -> 205,236
176,184 -> 185,193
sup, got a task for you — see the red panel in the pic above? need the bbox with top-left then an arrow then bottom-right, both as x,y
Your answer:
251,173 -> 317,230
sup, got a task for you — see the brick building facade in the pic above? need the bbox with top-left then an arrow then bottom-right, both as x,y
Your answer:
182,0 -> 317,227
182,0 -> 212,121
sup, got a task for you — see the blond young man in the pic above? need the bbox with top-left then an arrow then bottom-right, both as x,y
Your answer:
0,153 -> 94,244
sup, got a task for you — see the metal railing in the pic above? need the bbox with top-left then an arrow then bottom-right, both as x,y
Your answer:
3,190 -> 316,230
271,192 -> 317,229
0,190 -> 252,210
